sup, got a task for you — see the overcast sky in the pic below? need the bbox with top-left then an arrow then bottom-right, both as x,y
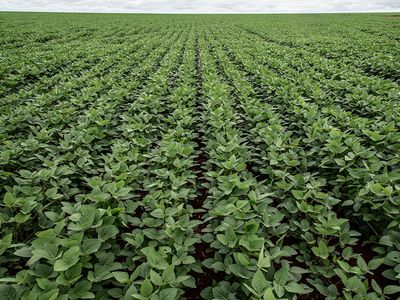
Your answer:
1,0 -> 399,13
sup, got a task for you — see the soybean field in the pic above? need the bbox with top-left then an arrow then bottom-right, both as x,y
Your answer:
1,12 -> 400,300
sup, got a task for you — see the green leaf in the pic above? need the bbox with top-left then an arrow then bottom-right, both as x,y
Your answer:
82,239 -> 102,255
37,277 -> 50,289
46,187 -> 63,200
68,280 -> 94,299
0,285 -> 17,300
368,258 -> 384,270
347,276 -> 365,293
182,256 -> 196,265
236,253 -> 250,266
387,251 -> 400,263
87,187 -> 110,203
371,279 -> 382,294
150,270 -> 163,285
284,282 -> 312,294
15,212 -> 30,223
291,190 -> 304,200
384,285 -> 400,295
263,288 -> 276,300
141,247 -> 168,270
265,212 -> 285,227
311,240 -> 329,260
290,266 -> 309,275
150,208 -> 164,218
258,244 -> 271,268
252,269 -> 268,294
54,246 -> 81,272
41,288 -> 59,300
140,278 -> 153,297
337,260 -> 351,272
356,256 -> 368,270
96,225 -> 118,240
0,278 -> 18,283
274,266 -> 289,285
159,288 -> 178,299
3,192 -> 15,206
162,265 -> 176,283
369,183 -> 382,195
342,247 -> 353,260
112,272 -> 129,283
0,233 -> 13,255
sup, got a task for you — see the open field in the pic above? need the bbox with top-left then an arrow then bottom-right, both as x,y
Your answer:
0,12 -> 400,299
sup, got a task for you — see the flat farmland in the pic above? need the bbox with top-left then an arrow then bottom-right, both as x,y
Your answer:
1,12 -> 400,300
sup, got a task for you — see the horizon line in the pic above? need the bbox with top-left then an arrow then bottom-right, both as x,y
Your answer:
1,10 -> 400,14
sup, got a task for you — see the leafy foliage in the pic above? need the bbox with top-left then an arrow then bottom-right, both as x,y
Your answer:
0,11 -> 400,300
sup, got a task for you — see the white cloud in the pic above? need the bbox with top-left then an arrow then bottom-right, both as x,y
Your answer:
0,0 -> 399,13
